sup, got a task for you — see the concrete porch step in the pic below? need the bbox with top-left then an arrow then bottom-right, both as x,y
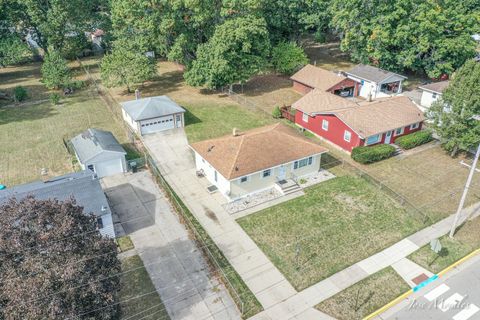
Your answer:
276,179 -> 302,195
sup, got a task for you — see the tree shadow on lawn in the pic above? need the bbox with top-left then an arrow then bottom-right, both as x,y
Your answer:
0,100 -> 57,125
232,74 -> 293,97
134,71 -> 184,97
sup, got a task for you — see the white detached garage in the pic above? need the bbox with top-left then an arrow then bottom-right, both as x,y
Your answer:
71,129 -> 127,178
120,96 -> 186,136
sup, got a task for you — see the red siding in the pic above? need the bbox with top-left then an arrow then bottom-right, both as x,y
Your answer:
295,111 -> 424,152
295,111 -> 362,152
292,81 -> 313,94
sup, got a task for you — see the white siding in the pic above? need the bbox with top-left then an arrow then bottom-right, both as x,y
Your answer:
194,152 -> 231,196
420,90 -> 441,109
83,152 -> 127,178
122,109 -> 140,134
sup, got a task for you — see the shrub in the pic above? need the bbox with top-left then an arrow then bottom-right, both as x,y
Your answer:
351,144 -> 396,164
314,30 -> 327,43
395,130 -> 433,149
272,105 -> 282,119
271,42 -> 308,75
13,86 -> 28,102
50,93 -> 61,105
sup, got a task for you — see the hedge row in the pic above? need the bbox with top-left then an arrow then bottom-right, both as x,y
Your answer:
395,130 -> 433,150
351,144 -> 396,164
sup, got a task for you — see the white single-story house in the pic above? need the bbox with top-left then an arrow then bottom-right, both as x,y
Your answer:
121,96 -> 186,136
71,128 -> 127,178
190,123 -> 328,200
0,171 -> 115,238
419,81 -> 449,110
346,64 -> 407,100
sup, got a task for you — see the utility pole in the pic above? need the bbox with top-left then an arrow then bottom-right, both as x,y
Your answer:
449,142 -> 480,238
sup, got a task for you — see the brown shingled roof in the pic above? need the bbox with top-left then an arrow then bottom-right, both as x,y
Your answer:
190,124 -> 328,180
292,89 -> 357,115
419,81 -> 449,94
334,96 -> 425,138
290,64 -> 346,91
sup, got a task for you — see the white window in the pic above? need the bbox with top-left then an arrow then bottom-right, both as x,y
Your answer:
302,113 -> 309,123
366,134 -> 380,145
294,156 -> 313,169
262,169 -> 271,178
395,127 -> 404,135
410,123 -> 419,130
322,119 -> 329,131
240,176 -> 248,183
344,130 -> 352,142
432,93 -> 438,99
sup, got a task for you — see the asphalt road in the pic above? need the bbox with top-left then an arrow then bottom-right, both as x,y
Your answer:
383,254 -> 480,320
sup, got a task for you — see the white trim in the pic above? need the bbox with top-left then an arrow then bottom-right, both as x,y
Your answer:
395,127 -> 404,135
365,134 -> 381,145
344,130 -> 352,142
322,119 -> 329,131
410,122 -> 419,130
262,169 -> 272,178
302,113 -> 309,123
239,176 -> 249,183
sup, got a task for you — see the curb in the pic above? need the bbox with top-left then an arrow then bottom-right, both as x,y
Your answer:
363,249 -> 480,319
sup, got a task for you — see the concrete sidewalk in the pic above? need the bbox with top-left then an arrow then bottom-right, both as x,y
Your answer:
102,172 -> 240,320
392,258 -> 434,288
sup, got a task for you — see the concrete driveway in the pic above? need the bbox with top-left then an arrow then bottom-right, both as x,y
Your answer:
101,171 -> 240,320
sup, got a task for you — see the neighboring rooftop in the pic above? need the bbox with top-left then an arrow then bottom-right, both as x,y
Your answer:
335,96 -> 425,138
290,64 -> 347,91
346,64 -> 407,83
0,171 -> 111,218
419,81 -> 450,94
121,96 -> 186,121
70,128 -> 126,163
190,123 -> 328,180
292,89 -> 357,115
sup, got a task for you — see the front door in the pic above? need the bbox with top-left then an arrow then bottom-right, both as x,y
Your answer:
384,131 -> 393,144
278,165 -> 286,181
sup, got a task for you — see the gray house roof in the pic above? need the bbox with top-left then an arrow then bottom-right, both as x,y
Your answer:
71,128 -> 126,163
419,81 -> 449,94
121,96 -> 186,121
0,171 -> 111,218
347,64 -> 407,83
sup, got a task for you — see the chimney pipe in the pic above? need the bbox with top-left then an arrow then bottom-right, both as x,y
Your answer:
135,89 -> 140,100
233,128 -> 238,136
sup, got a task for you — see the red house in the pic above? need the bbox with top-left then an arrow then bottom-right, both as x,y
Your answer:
293,94 -> 425,152
291,64 -> 361,97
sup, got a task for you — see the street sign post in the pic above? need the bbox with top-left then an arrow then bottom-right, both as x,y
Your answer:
430,239 -> 442,254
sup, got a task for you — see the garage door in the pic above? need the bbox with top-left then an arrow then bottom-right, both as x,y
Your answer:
94,158 -> 124,178
140,116 -> 174,135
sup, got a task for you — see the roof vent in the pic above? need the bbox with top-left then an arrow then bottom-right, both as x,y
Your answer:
207,145 -> 215,152
101,206 -> 107,212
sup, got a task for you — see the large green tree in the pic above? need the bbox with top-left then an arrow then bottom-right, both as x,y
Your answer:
331,0 -> 479,78
184,15 -> 270,89
0,35 -> 31,67
1,0 -> 103,55
41,50 -> 72,89
429,59 -> 480,156
0,197 -> 121,319
101,45 -> 156,92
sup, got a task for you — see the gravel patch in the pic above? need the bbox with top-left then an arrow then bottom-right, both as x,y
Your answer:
224,187 -> 283,214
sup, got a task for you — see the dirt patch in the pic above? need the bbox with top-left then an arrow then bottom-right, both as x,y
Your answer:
334,193 -> 369,213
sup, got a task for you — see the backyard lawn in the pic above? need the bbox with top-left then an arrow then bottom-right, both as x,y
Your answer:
238,173 -> 425,291
316,267 -> 409,320
409,216 -> 480,273
119,255 -> 170,320
0,89 -> 131,186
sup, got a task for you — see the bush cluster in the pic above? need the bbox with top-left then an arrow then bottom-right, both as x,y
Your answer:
395,130 -> 433,149
13,86 -> 28,102
351,144 -> 396,164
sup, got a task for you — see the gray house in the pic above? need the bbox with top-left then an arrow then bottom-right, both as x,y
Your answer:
0,171 -> 115,238
121,96 -> 186,135
71,129 -> 127,178
346,64 -> 407,100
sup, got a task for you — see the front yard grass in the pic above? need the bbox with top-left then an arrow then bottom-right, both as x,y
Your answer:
408,216 -> 480,273
119,255 -> 170,320
117,236 -> 135,252
316,267 -> 409,320
238,173 -> 424,291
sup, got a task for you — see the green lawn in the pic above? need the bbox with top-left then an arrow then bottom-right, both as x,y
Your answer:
238,173 -> 425,291
316,267 -> 409,320
119,255 -> 170,320
409,216 -> 480,273
183,102 -> 274,143
117,236 -> 135,252
0,89 -> 132,186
